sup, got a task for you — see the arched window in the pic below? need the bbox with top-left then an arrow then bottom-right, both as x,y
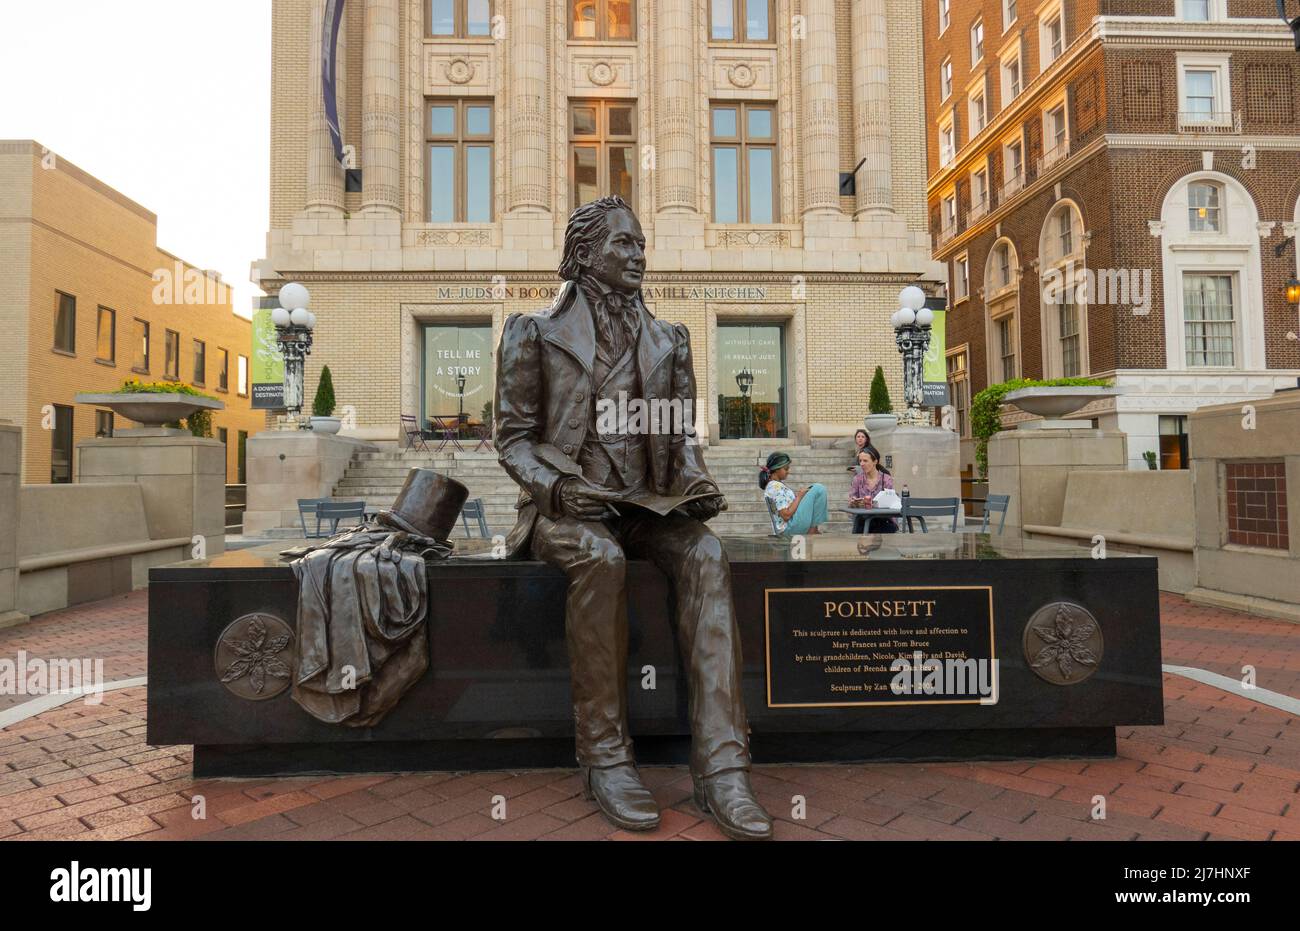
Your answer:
1158,172 -> 1265,371
1038,200 -> 1088,378
1187,181 -> 1222,232
984,238 -> 1021,383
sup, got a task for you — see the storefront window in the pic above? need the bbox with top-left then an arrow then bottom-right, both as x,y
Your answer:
423,324 -> 495,424
717,324 -> 786,439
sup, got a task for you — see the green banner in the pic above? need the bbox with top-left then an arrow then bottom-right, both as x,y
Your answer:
922,307 -> 948,407
251,304 -> 285,410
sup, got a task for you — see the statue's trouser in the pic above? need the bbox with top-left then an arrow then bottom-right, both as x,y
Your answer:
530,510 -> 751,777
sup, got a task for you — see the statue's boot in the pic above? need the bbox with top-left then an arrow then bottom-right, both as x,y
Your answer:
694,769 -> 773,841
582,763 -> 660,832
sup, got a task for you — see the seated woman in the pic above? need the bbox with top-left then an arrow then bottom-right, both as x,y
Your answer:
847,428 -> 870,471
761,452 -> 829,537
848,446 -> 897,534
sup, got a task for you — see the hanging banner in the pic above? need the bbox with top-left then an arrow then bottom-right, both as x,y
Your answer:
251,300 -> 285,410
322,0 -> 347,164
922,300 -> 949,408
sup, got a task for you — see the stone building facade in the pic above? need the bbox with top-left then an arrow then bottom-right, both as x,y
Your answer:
0,141 -> 265,484
253,0 -> 944,445
923,0 -> 1300,471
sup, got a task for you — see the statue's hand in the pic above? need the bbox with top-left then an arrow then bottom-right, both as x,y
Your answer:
678,494 -> 726,522
559,480 -> 621,522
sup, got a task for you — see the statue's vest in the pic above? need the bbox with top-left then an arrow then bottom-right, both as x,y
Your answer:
579,336 -> 649,493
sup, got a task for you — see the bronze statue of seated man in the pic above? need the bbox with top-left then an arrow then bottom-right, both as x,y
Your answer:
494,195 -> 773,840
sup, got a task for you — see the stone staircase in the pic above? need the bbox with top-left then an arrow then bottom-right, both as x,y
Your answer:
332,443 -> 861,538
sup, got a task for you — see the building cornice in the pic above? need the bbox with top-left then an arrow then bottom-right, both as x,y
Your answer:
1095,17 -> 1293,50
1105,134 -> 1300,149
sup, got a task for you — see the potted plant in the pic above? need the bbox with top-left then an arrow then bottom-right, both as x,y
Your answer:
76,379 -> 223,436
310,366 -> 341,434
864,366 -> 898,433
1142,450 -> 1158,470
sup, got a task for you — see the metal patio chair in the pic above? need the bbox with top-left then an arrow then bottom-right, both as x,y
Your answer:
980,494 -> 1011,535
400,414 -> 431,452
298,498 -> 329,538
901,496 -> 960,533
316,500 -> 367,536
460,498 -> 491,539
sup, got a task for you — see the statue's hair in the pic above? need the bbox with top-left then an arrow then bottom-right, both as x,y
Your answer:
558,195 -> 633,282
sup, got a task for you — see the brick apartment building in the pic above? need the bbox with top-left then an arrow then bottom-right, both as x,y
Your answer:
924,0 -> 1300,471
0,141 -> 265,484
253,0 -> 945,446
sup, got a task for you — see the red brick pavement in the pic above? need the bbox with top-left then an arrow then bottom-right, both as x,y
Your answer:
0,591 -> 1297,841
0,590 -> 146,711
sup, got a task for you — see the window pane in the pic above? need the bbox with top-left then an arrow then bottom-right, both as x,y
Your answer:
238,356 -> 249,395
608,105 -> 633,137
711,0 -> 734,40
746,107 -> 772,140
55,293 -> 75,352
193,340 -> 206,383
133,320 -> 149,370
573,0 -> 596,37
572,106 -> 597,136
429,105 -> 455,136
608,145 -> 634,203
712,107 -> 737,138
428,145 -> 455,222
429,0 -> 455,34
97,308 -> 114,361
713,147 -> 739,222
466,145 -> 492,222
747,148 -> 774,223
466,105 -> 492,136
467,0 -> 491,34
573,146 -> 599,208
607,0 -> 633,39
1186,71 -> 1215,114
746,0 -> 769,40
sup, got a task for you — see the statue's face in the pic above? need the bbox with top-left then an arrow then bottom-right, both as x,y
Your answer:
581,208 -> 646,292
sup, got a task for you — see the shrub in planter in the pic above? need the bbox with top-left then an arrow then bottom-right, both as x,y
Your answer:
971,376 -> 1111,477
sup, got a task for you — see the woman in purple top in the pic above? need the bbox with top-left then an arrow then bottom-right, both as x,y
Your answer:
848,446 -> 897,534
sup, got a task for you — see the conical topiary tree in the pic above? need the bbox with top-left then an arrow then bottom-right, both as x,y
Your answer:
312,365 -> 337,417
868,365 -> 892,414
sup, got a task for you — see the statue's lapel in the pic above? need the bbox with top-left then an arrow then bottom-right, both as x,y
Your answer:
542,282 -> 595,377
635,301 -> 674,390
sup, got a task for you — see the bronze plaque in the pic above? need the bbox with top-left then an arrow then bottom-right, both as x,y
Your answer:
214,612 -> 295,701
1022,602 -> 1103,686
764,586 -> 996,708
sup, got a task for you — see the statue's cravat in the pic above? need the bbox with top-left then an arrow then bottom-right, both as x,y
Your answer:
580,278 -> 639,361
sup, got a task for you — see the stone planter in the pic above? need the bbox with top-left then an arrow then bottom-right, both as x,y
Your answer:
75,392 -> 224,436
1003,386 -> 1121,420
310,416 -> 342,435
865,413 -> 899,434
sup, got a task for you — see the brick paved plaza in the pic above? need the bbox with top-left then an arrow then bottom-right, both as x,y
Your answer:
1,590 -> 1297,842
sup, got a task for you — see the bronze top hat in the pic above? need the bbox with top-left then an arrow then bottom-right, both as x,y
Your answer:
380,469 -> 469,542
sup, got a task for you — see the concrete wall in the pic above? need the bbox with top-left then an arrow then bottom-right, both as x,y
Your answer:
15,482 -> 192,618
987,427 -> 1128,530
1188,390 -> 1300,620
243,431 -> 377,534
77,435 -> 227,558
0,423 -> 26,628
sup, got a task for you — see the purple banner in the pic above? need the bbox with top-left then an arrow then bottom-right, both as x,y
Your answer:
322,0 -> 346,164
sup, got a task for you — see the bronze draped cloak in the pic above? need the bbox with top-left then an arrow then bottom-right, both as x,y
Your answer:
282,517 -> 451,727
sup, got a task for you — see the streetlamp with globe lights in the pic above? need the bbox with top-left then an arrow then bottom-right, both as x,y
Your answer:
891,285 -> 935,426
271,282 -> 317,427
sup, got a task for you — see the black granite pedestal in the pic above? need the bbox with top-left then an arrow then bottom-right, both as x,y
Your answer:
147,533 -> 1163,777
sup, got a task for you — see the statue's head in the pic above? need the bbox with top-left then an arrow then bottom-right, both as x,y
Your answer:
558,195 -> 645,293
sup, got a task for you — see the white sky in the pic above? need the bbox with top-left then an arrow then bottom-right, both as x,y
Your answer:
0,0 -> 272,315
